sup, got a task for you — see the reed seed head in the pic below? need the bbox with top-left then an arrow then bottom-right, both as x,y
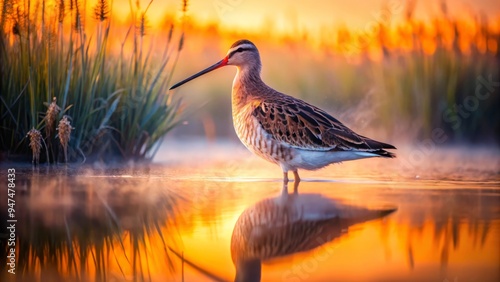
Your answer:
58,0 -> 65,23
74,0 -> 82,31
182,0 -> 188,14
27,128 -> 42,164
44,97 -> 61,138
12,21 -> 20,35
94,0 -> 109,22
13,6 -> 22,36
167,24 -> 174,42
140,13 -> 147,36
178,32 -> 184,51
57,115 -> 73,150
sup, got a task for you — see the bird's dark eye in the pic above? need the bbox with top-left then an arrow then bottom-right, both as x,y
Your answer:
229,47 -> 253,58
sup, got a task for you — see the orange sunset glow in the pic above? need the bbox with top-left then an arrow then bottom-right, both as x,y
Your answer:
3,160 -> 499,281
106,0 -> 500,33
1,0 -> 499,281
7,0 -> 498,54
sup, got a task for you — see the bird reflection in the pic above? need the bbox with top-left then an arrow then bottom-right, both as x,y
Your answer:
230,184 -> 396,282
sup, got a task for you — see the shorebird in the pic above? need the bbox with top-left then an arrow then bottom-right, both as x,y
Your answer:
231,190 -> 396,281
170,40 -> 396,186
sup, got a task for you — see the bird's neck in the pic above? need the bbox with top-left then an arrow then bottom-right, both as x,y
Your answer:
232,65 -> 265,109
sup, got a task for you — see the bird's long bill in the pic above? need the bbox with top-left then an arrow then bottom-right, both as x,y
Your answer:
169,56 -> 229,90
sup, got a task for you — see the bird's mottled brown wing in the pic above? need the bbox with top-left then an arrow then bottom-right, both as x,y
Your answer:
252,96 -> 396,152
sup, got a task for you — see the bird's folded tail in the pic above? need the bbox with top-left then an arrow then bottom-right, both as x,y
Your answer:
353,149 -> 396,158
361,138 -> 396,158
372,149 -> 396,158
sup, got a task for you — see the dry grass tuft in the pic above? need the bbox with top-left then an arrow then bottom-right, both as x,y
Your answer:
27,128 -> 42,165
94,0 -> 110,22
57,115 -> 74,163
44,97 -> 61,139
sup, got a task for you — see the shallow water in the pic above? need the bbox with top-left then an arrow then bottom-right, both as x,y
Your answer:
0,143 -> 499,282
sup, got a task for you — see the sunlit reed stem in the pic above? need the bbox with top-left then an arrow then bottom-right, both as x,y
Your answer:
0,0 -> 8,30
58,0 -> 64,23
74,0 -> 81,32
94,0 -> 110,48
41,0 -> 45,42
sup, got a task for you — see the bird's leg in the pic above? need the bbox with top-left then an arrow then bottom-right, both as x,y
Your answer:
293,170 -> 300,183
292,170 -> 300,194
281,172 -> 290,195
283,172 -> 289,185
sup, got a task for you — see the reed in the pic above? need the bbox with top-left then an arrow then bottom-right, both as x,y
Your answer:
57,115 -> 73,163
26,128 -> 42,165
0,0 -> 185,163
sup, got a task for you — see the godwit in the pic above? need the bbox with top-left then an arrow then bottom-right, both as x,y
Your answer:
231,190 -> 396,281
170,40 -> 396,187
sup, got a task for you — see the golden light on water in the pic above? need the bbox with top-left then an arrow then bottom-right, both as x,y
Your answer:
4,151 -> 498,281
15,183 -> 500,281
1,0 -> 499,281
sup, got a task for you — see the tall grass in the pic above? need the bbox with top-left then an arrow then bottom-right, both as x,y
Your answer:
367,9 -> 500,143
300,8 -> 499,143
0,0 -> 184,163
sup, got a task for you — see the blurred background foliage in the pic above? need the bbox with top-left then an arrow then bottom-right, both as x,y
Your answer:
0,0 -> 499,163
171,1 -> 499,146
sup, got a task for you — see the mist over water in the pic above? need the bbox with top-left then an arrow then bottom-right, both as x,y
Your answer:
1,1 -> 499,281
1,141 -> 498,281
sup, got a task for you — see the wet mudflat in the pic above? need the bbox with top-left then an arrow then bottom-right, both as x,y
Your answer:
0,144 -> 499,282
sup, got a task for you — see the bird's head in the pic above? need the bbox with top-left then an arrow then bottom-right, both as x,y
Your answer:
169,39 -> 261,90
224,39 -> 260,68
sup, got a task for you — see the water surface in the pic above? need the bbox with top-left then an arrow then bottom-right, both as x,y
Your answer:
0,144 -> 499,281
